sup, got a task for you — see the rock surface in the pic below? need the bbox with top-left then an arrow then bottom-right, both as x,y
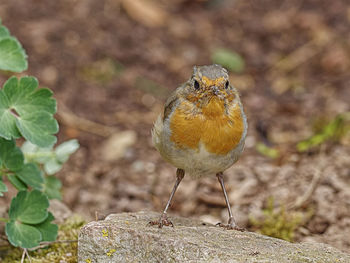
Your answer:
78,211 -> 350,263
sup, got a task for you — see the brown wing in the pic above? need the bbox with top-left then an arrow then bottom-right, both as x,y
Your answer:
163,89 -> 180,121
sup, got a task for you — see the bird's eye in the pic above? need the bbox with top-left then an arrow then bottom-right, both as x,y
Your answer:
225,81 -> 229,89
194,80 -> 200,90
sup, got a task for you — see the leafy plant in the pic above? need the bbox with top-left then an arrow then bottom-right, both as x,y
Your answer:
297,113 -> 350,152
0,76 -> 58,146
22,140 -> 79,176
0,18 -> 27,72
249,197 -> 303,242
2,215 -> 85,262
256,142 -> 280,159
0,19 -> 78,250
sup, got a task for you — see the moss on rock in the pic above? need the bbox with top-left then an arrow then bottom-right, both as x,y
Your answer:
1,215 -> 85,263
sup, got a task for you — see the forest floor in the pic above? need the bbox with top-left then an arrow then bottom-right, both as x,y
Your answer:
0,0 -> 349,254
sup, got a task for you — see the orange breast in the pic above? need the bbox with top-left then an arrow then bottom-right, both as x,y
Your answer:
170,98 -> 244,155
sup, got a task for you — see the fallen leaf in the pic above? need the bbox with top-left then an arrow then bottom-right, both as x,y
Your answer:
121,0 -> 168,28
101,130 -> 137,162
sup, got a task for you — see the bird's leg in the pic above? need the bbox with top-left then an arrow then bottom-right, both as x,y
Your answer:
149,168 -> 185,228
216,172 -> 245,231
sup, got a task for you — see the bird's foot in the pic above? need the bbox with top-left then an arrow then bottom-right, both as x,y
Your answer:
148,213 -> 174,228
216,217 -> 245,231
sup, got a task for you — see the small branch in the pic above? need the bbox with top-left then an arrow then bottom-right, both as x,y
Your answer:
289,150 -> 326,210
24,152 -> 55,158
0,234 -> 8,240
0,217 -> 9,223
289,168 -> 322,210
24,151 -> 55,162
95,211 -> 107,221
21,249 -> 26,263
270,40 -> 321,74
25,248 -> 32,263
57,103 -> 117,137
28,239 -> 78,251
1,168 -> 15,178
41,239 -> 77,245
0,168 -> 11,174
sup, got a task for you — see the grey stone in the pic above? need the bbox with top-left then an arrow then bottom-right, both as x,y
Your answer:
78,211 -> 350,263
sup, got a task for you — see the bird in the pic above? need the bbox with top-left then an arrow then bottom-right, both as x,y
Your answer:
150,64 -> 247,230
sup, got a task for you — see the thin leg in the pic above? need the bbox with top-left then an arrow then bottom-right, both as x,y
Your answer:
149,169 -> 185,228
216,172 -> 245,231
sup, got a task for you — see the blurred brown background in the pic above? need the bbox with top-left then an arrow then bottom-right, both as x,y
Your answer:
0,0 -> 349,253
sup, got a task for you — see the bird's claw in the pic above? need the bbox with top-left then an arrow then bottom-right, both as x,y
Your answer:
148,214 -> 174,228
216,222 -> 245,231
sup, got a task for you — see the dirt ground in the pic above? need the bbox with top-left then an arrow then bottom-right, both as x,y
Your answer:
0,0 -> 349,254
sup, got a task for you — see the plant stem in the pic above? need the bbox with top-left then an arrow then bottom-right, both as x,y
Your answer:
0,217 -> 9,223
24,152 -> 55,163
28,239 -> 78,251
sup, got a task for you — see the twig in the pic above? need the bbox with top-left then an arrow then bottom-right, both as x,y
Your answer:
0,217 -> 9,223
269,30 -> 333,75
289,168 -> 322,209
289,150 -> 326,210
0,234 -> 8,241
25,248 -> 32,263
57,103 -> 117,137
28,239 -> 77,251
21,249 -> 26,263
271,41 -> 319,74
95,211 -> 107,221
41,239 -> 77,245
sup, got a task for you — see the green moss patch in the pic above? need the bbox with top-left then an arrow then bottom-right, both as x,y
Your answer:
1,215 -> 85,263
250,197 -> 309,242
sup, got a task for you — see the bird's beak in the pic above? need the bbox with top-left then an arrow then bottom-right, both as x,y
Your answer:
211,86 -> 219,95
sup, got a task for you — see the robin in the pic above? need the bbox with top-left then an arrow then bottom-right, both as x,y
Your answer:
150,64 -> 247,230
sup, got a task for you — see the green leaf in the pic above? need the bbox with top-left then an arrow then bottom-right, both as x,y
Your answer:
212,48 -> 245,73
43,175 -> 62,200
55,139 -> 79,163
0,37 -> 28,72
7,175 -> 27,191
0,91 -> 21,139
297,113 -> 350,152
0,76 -> 58,147
16,163 -> 44,190
44,160 -> 62,175
5,190 -> 57,248
34,212 -> 58,242
0,24 -> 10,40
256,143 -> 280,159
44,139 -> 79,175
0,177 -> 8,196
21,141 -> 53,163
9,190 -> 49,224
0,21 -> 27,72
5,221 -> 42,248
0,137 -> 24,171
